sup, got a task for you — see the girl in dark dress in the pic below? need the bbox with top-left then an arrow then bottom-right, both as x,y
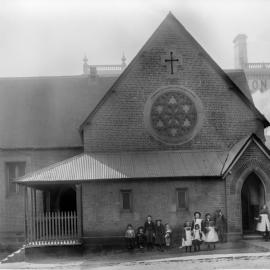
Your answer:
136,226 -> 146,250
144,215 -> 155,250
155,219 -> 165,251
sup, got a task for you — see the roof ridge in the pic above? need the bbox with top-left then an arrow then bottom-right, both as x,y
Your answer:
89,149 -> 226,154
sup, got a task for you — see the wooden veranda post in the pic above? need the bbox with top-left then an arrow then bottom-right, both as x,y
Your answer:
76,184 -> 82,240
24,186 -> 28,243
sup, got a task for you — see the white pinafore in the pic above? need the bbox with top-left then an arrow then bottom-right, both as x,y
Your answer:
256,213 -> 270,232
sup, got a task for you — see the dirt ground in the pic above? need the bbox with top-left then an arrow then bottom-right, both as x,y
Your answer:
82,256 -> 270,270
1,240 -> 270,269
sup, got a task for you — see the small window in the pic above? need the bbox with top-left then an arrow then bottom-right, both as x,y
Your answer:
177,188 -> 188,209
121,190 -> 132,211
6,162 -> 26,195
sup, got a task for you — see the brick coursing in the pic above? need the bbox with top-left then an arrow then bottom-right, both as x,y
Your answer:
83,17 -> 264,152
82,178 -> 225,237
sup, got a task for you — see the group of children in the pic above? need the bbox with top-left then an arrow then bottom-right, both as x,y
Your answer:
181,210 -> 226,252
125,210 -> 227,252
125,215 -> 172,251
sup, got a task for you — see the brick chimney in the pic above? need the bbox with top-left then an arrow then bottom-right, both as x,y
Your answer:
233,34 -> 248,69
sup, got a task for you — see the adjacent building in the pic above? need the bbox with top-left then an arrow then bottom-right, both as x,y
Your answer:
234,34 -> 270,93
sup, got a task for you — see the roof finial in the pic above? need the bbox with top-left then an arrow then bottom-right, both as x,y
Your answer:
83,54 -> 89,75
83,54 -> 88,64
121,52 -> 127,69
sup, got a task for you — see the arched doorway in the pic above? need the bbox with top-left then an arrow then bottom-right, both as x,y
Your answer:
241,172 -> 265,234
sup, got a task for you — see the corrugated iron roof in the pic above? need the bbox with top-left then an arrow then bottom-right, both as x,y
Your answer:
0,75 -> 116,148
16,150 -> 228,184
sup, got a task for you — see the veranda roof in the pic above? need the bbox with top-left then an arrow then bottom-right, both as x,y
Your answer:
16,150 -> 229,184
17,134 -> 268,185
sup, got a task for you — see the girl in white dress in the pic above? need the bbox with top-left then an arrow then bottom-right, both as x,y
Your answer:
192,211 -> 203,230
192,211 -> 205,241
180,221 -> 193,252
164,223 -> 172,248
255,204 -> 270,241
204,220 -> 219,250
192,224 -> 203,252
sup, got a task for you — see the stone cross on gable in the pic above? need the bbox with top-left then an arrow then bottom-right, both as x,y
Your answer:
161,51 -> 183,75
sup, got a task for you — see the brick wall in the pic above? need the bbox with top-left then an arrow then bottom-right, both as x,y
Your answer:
81,178 -> 225,240
83,15 -> 264,152
0,147 -> 82,236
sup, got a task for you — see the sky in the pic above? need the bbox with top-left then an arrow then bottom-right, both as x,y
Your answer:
0,0 -> 270,77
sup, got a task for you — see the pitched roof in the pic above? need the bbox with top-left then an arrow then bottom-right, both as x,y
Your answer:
0,69 -> 251,150
16,150 -> 227,184
222,134 -> 270,177
0,75 -> 116,148
224,69 -> 253,103
15,134 -> 270,185
79,12 -> 269,132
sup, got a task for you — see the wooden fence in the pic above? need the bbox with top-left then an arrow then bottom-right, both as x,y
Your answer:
26,211 -> 79,246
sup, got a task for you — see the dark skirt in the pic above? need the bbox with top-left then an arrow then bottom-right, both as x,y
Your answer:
145,229 -> 155,244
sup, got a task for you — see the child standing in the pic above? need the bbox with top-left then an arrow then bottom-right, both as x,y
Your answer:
125,224 -> 136,250
204,219 -> 219,250
192,211 -> 205,241
191,211 -> 203,231
180,221 -> 193,252
255,204 -> 270,241
164,223 -> 172,248
144,215 -> 155,250
136,226 -> 146,250
192,224 -> 202,252
155,219 -> 165,251
214,209 -> 227,243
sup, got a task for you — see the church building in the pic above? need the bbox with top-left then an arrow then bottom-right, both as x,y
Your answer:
4,12 -> 270,249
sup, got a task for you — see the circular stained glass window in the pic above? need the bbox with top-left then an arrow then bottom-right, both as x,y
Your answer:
144,85 -> 204,145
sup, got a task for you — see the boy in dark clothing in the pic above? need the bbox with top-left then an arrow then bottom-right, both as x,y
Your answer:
144,215 -> 155,250
214,209 -> 227,242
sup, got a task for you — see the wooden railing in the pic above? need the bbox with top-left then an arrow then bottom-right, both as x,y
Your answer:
26,211 -> 79,247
